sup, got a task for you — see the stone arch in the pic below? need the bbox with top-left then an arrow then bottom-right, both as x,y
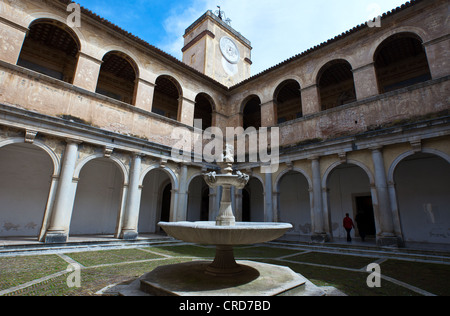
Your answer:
0,138 -> 59,176
373,32 -> 431,93
194,93 -> 215,130
140,164 -> 179,191
0,140 -> 56,238
152,75 -> 183,121
138,165 -> 179,231
18,18 -> 81,83
322,159 -> 378,241
25,13 -> 87,51
74,153 -> 128,182
187,175 -> 210,221
389,149 -> 450,245
96,50 -> 140,105
275,168 -> 313,238
70,155 -> 127,236
273,79 -> 303,124
316,59 -> 357,111
242,176 -> 265,222
241,95 -> 262,130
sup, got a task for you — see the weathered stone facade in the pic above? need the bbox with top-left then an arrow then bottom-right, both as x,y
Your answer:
0,0 -> 448,247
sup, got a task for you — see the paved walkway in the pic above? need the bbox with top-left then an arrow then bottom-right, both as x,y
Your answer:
1,239 -> 448,296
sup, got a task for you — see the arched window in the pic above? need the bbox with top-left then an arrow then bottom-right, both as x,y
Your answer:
374,33 -> 431,93
18,19 -> 80,83
274,80 -> 302,124
318,60 -> 356,111
96,51 -> 138,105
242,95 -> 261,130
194,93 -> 214,130
152,76 -> 182,121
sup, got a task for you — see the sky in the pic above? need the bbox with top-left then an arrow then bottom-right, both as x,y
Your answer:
75,0 -> 409,76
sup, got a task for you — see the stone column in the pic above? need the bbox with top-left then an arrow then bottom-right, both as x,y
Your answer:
264,172 -> 273,222
120,153 -> 143,240
45,140 -> 80,243
310,157 -> 328,242
424,37 -> 450,80
72,52 -> 103,92
352,63 -> 379,100
0,19 -> 28,64
178,97 -> 196,126
371,147 -> 399,246
175,164 -> 189,221
134,78 -> 155,112
260,100 -> 277,127
301,84 -> 321,116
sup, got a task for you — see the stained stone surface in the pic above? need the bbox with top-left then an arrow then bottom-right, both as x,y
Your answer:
118,260 -> 325,296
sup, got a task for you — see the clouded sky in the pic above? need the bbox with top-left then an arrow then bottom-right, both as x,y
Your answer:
75,0 -> 409,76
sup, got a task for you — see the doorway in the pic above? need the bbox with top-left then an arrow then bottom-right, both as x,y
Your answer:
354,195 -> 376,239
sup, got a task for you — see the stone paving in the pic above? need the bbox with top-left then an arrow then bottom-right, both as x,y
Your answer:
0,241 -> 449,296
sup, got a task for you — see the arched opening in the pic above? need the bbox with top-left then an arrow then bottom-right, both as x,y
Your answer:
278,171 -> 311,238
70,158 -> 124,236
242,96 -> 262,130
0,143 -> 53,238
139,169 -> 173,234
17,19 -> 80,83
326,163 -> 376,242
274,80 -> 302,124
318,60 -> 356,111
374,33 -> 431,93
394,153 -> 450,245
152,76 -> 182,121
242,178 -> 264,222
194,93 -> 214,130
187,176 -> 210,221
96,51 -> 138,105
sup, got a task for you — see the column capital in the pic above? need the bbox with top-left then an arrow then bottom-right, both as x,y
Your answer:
65,138 -> 83,145
369,145 -> 384,152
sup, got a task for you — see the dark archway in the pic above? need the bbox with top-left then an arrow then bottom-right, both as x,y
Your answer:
96,51 -> 138,105
139,169 -> 173,234
326,163 -> 376,242
375,33 -> 431,93
242,95 -> 262,130
194,93 -> 214,130
152,75 -> 182,121
274,80 -> 302,124
18,19 -> 80,83
318,60 -> 356,111
187,176 -> 210,221
242,178 -> 264,222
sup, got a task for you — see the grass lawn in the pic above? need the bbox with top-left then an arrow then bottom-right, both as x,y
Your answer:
0,244 -> 449,296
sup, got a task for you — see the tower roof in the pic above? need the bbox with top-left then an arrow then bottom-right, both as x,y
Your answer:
184,10 -> 252,49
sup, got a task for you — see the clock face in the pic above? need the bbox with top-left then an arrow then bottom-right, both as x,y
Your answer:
220,37 -> 240,64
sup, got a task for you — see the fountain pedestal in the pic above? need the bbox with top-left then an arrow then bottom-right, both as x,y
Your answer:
117,153 -> 325,296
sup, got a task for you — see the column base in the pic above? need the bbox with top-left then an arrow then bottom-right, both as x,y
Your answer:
376,235 -> 404,248
44,232 -> 68,244
121,230 -> 138,241
311,233 -> 331,243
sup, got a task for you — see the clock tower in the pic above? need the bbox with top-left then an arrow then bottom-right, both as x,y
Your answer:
182,10 -> 252,87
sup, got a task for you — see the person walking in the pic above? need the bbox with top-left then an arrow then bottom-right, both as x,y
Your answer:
343,213 -> 355,242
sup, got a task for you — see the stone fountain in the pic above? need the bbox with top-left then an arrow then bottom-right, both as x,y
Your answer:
118,146 -> 325,296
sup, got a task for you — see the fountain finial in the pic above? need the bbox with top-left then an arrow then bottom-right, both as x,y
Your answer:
219,143 -> 234,175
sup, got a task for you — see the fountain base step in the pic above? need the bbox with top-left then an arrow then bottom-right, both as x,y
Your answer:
118,261 -> 325,297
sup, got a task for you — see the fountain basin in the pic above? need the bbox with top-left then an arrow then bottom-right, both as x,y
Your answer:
159,221 -> 292,245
